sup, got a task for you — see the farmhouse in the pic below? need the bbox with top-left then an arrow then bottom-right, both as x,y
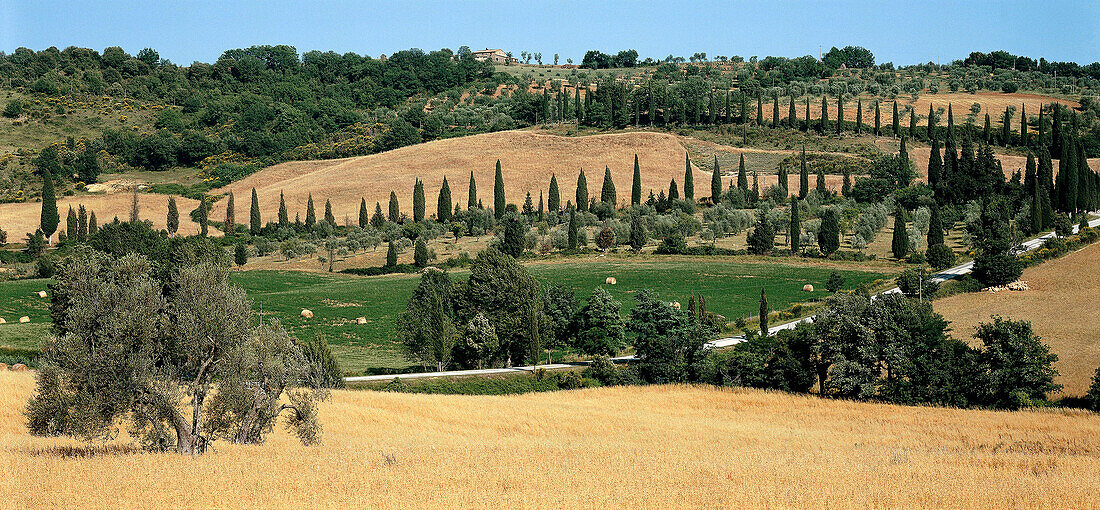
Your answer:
472,48 -> 517,64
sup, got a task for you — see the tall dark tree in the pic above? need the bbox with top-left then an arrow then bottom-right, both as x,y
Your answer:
198,197 -> 209,237
324,199 -> 335,226
710,155 -> 722,203
927,205 -> 945,246
40,170 -> 59,242
947,104 -> 955,140
804,97 -> 810,132
983,113 -> 992,144
1037,104 -> 1046,148
683,153 -> 694,203
601,166 -> 617,206
874,100 -> 881,135
772,95 -> 779,127
278,191 -> 288,226
737,153 -> 748,192
891,207 -> 908,259
816,166 -> 827,195
818,207 -> 840,256
77,205 -> 88,242
629,214 -> 647,251
798,147 -> 809,199
778,163 -> 789,198
413,178 -> 425,222
467,171 -> 478,210
898,137 -> 910,187
66,206 -> 77,240
438,176 -> 452,222
548,174 -> 560,213
926,103 -> 934,140
819,95 -> 828,133
305,193 -> 316,227
494,159 -> 505,219
359,198 -> 369,228
855,98 -> 862,134
842,168 -> 852,197
759,287 -> 769,337
386,241 -> 397,266
836,95 -> 843,135
669,179 -> 680,201
789,197 -> 801,252
910,108 -> 918,139
371,202 -> 385,229
756,94 -> 763,125
631,154 -> 642,206
576,169 -> 589,212
166,197 -> 179,234
892,101 -> 900,137
250,188 -> 261,235
388,191 -> 400,222
928,138 -> 943,191
88,211 -> 97,236
224,191 -> 236,236
788,96 -> 797,128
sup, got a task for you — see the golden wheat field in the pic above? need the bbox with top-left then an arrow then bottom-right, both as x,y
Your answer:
2,371 -> 1099,509
936,241 -> 1100,397
209,130 -> 697,224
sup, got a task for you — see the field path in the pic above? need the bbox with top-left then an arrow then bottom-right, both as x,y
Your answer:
346,213 -> 1100,383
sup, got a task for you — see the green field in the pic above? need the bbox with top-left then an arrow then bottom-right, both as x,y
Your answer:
0,257 -> 894,375
230,257 -> 894,375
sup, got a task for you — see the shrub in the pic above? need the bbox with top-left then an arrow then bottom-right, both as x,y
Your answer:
825,271 -> 845,292
655,234 -> 687,254
926,243 -> 956,269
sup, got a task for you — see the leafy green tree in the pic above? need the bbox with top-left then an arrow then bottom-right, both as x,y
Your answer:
928,138 -> 943,190
818,207 -> 840,256
399,268 -> 457,371
413,237 -> 429,267
576,169 -> 589,212
628,290 -> 712,383
386,241 -> 397,266
710,155 -> 722,203
501,217 -> 525,257
891,207 -> 908,259
543,284 -> 578,350
576,288 -> 625,356
305,194 -> 316,227
494,160 -> 505,219
629,214 -> 647,251
457,248 -> 549,366
631,154 -> 642,206
747,207 -> 774,255
437,176 -> 452,222
789,197 -> 801,252
548,174 -> 560,212
825,272 -> 845,292
388,191 -> 400,222
250,188 -> 261,235
601,166 -> 616,205
234,241 -> 248,268
819,95 -> 828,133
976,317 -> 1060,409
278,191 -> 289,226
167,197 -> 179,234
970,201 -> 1022,287
40,170 -> 59,241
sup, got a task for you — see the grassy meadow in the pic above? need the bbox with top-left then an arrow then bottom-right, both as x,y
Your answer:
2,370 -> 1098,508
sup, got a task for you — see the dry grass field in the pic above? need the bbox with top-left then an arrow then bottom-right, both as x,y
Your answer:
936,241 -> 1100,397
209,130 -> 696,224
907,146 -> 1100,181
0,192 -> 205,240
2,371 -> 1099,509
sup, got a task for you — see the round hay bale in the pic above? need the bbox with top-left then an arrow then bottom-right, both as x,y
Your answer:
300,309 -> 314,319
18,316 -> 30,323
672,301 -> 681,310
605,277 -> 617,285
0,363 -> 7,371
355,317 -> 367,325
37,290 -> 48,298
802,284 -> 814,292
0,317 -> 5,324
11,363 -> 28,372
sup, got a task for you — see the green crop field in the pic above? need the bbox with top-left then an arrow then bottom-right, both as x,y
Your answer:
0,278 -> 53,351
230,257 -> 894,375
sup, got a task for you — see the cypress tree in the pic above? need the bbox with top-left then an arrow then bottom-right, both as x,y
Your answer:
898,137 -> 909,187
928,138 -> 943,190
359,198 -> 368,228
1040,185 -> 1055,230
836,95 -> 843,135
224,191 -> 235,235
789,197 -> 801,252
386,241 -> 397,267
305,193 -> 316,226
522,192 -> 534,217
576,169 -> 589,212
1020,104 -> 1028,146
818,207 -> 840,256
710,155 -> 722,203
250,188 -> 261,235
842,168 -> 852,197
372,202 -> 385,229
756,94 -> 763,125
855,98 -> 862,134
892,101 -> 900,137
567,209 -> 579,249
737,153 -> 748,192
778,163 -> 788,198
947,104 -> 955,140
983,113 -> 992,143
772,95 -> 779,127
198,197 -> 209,237
1076,141 -> 1088,213
629,214 -> 647,251
166,197 -> 179,234
413,178 -> 425,222
788,96 -> 797,129
388,191 -> 400,222
1030,185 -> 1043,233
1058,136 -> 1077,212
438,176 -> 452,222
752,170 -> 759,202
468,171 -> 477,209
130,190 -> 139,224
1025,152 -> 1037,195
724,91 -> 731,124
759,287 -> 769,337
234,241 -> 248,268
548,174 -> 560,212
324,199 -> 335,226
669,179 -> 679,201
88,211 -> 97,236
803,97 -> 810,132
1002,107 -> 1012,146
494,160 -> 505,218
798,147 -> 809,199
77,204 -> 88,241
891,207 -> 908,259
874,100 -> 881,135
66,206 -> 77,240
926,103 -> 934,140
601,166 -> 616,205
928,205 -> 945,246
40,170 -> 59,241
1037,104 -> 1046,148
819,95 -> 828,133
683,153 -> 694,203
816,166 -> 827,195
910,108 -> 917,139
537,191 -> 544,220
278,191 -> 288,226
631,154 -> 642,206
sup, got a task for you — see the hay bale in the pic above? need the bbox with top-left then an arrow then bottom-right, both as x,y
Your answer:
11,363 -> 28,372
802,284 -> 814,292
0,363 -> 7,371
18,316 -> 30,323
300,309 -> 314,319
671,301 -> 681,310
0,317 -> 5,324
605,277 -> 617,285
355,317 -> 367,325
37,290 -> 47,298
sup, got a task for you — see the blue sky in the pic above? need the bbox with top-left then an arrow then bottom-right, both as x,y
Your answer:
2,0 -> 1097,65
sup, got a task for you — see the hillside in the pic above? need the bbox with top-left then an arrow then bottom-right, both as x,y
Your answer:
936,241 -> 1100,396
209,130 -> 695,222
0,192 -> 204,240
2,372 -> 1098,508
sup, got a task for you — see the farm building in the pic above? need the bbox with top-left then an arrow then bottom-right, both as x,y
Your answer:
472,48 -> 517,64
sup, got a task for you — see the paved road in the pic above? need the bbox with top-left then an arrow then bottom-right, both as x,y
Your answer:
346,215 -> 1100,383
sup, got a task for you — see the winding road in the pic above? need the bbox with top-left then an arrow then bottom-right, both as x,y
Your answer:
345,215 -> 1100,383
